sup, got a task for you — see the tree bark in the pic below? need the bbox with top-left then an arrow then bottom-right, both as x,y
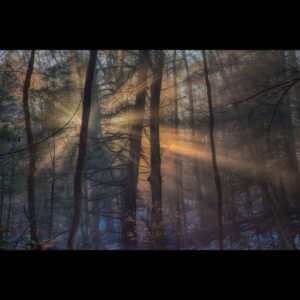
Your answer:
48,137 -> 55,238
6,161 -> 14,228
122,50 -> 149,250
182,50 -> 202,248
149,50 -> 165,250
173,50 -> 185,249
86,64 -> 102,250
278,51 -> 300,208
67,50 -> 97,250
22,50 -> 39,245
202,50 -> 224,250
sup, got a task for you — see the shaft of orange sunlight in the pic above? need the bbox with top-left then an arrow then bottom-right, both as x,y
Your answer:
157,125 -> 280,181
168,140 -> 275,179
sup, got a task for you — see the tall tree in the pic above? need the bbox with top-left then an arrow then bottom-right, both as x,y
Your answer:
173,50 -> 186,249
149,50 -> 165,250
278,51 -> 300,208
182,50 -> 202,245
48,137 -> 56,238
122,50 -> 149,250
202,50 -> 224,250
67,50 -> 98,250
86,64 -> 102,250
22,50 -> 39,246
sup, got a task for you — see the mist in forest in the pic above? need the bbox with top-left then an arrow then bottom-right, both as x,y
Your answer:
0,49 -> 300,250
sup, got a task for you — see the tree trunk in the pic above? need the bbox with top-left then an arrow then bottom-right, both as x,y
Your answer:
86,63 -> 102,250
81,178 -> 90,249
48,137 -> 55,238
67,50 -> 97,250
182,50 -> 202,248
278,51 -> 300,208
22,50 -> 39,246
121,50 -> 149,250
6,161 -> 14,228
173,50 -> 182,249
173,50 -> 185,249
202,50 -> 224,250
149,50 -> 165,250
